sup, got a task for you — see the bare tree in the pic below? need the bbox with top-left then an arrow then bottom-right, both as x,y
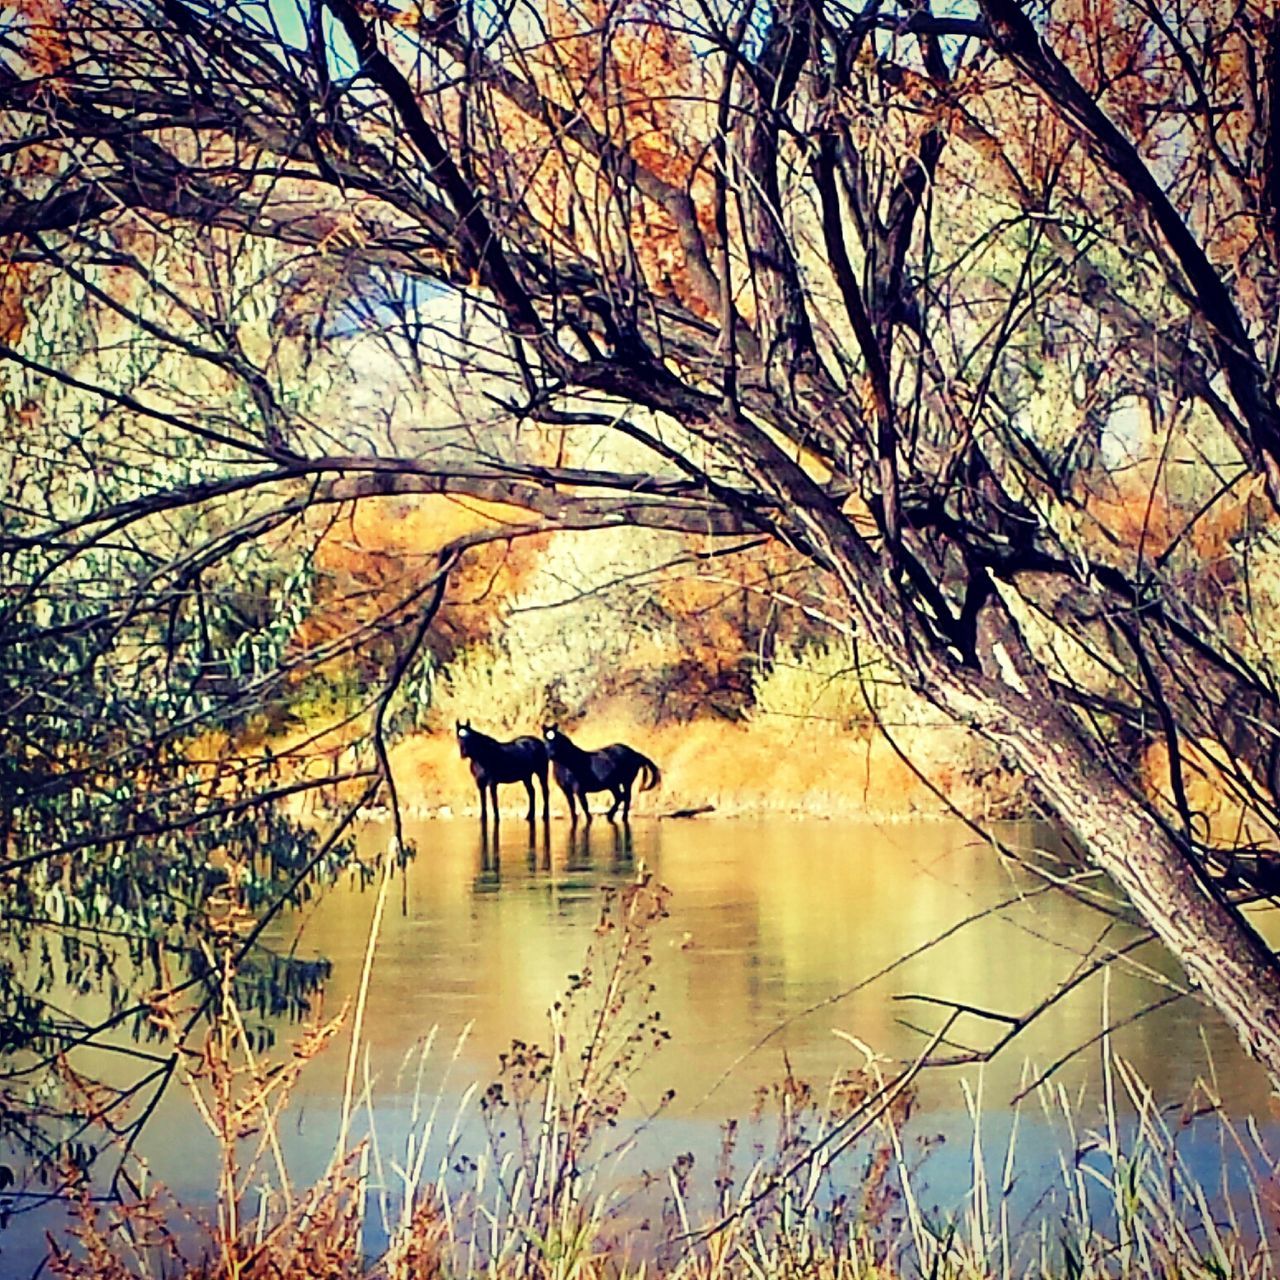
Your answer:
4,0 -> 1280,1134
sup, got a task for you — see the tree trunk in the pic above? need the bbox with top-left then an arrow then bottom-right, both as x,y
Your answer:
941,669 -> 1280,1079
729,417 -> 1280,1085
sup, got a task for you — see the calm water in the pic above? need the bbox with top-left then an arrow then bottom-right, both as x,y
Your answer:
265,815 -> 1275,1112
6,816 -> 1277,1271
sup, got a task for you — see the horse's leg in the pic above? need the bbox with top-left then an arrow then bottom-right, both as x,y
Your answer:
621,780 -> 633,821
523,776 -> 536,823
552,767 -> 572,824
580,789 -> 592,824
606,787 -> 622,821
539,767 -> 550,824
489,782 -> 500,825
478,780 -> 488,826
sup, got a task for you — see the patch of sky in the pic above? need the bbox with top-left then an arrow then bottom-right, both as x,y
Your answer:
330,272 -> 455,343
1096,395 -> 1146,471
222,0 -> 308,47
259,0 -> 357,68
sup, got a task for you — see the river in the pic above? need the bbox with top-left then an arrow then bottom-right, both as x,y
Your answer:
6,816 -> 1277,1273
267,815 -> 1274,1113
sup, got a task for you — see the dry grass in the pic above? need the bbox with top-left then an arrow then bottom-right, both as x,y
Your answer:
387,714 -> 1014,821
409,623 -> 1017,820
1141,736 -> 1279,852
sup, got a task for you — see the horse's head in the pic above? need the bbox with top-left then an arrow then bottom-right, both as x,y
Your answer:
542,723 -> 563,758
456,720 -> 473,759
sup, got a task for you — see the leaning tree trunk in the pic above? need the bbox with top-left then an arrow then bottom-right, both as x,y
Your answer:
720,410 -> 1280,1086
870,577 -> 1280,1081
941,662 -> 1280,1077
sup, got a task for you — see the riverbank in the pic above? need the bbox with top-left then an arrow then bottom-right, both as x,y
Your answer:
385,717 -> 1021,822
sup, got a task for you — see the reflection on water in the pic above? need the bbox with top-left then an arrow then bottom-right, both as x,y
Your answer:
8,817 -> 1277,1271
263,815 -> 1272,1124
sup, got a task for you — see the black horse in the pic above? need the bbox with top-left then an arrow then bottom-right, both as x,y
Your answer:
542,724 -> 661,823
457,721 -> 549,824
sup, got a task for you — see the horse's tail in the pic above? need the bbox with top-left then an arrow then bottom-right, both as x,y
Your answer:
637,755 -> 662,791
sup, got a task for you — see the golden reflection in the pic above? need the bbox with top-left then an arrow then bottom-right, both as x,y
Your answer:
257,817 -> 1272,1123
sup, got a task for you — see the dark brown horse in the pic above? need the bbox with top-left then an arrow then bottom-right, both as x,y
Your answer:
542,724 -> 660,823
457,721 -> 549,823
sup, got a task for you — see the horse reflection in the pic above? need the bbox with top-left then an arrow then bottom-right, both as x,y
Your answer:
565,822 -> 595,872
528,817 -> 551,872
477,815 -> 550,885
560,818 -> 633,872
475,823 -> 501,890
610,821 -> 634,866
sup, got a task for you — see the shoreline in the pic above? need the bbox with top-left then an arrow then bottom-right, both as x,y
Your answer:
345,801 -> 1026,825
376,725 -> 1022,826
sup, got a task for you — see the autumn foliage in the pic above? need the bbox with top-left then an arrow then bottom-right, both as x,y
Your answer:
291,495 -> 550,681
